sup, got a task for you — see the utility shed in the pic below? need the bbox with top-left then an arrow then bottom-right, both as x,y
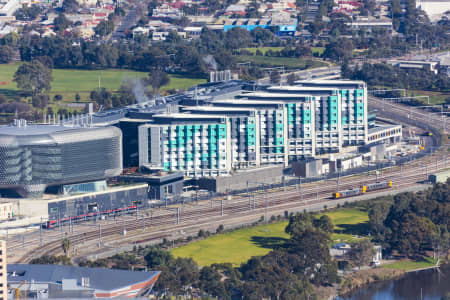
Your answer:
429,169 -> 450,184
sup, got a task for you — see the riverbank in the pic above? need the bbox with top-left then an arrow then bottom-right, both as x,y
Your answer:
338,268 -> 405,296
337,261 -> 449,299
337,263 -> 450,300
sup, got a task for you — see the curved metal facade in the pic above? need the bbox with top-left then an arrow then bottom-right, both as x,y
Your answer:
0,125 -> 122,198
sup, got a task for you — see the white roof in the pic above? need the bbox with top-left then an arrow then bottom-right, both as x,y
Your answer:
240,92 -> 318,97
183,26 -> 202,31
296,79 -> 365,85
183,106 -> 255,112
212,99 -> 286,105
152,113 -> 226,119
267,86 -> 338,91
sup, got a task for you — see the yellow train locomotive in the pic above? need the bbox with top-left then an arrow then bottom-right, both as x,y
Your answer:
332,181 -> 392,199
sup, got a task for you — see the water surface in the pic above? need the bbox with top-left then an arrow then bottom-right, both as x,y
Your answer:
338,264 -> 450,300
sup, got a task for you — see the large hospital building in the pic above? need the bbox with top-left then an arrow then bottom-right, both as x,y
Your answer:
136,80 -> 371,177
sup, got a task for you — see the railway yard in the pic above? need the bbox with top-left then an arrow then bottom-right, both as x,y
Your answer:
3,95 -> 450,263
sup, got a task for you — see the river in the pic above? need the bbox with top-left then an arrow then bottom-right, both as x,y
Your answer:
338,264 -> 450,300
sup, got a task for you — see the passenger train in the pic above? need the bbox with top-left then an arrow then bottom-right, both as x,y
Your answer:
43,204 -> 138,229
332,181 -> 392,199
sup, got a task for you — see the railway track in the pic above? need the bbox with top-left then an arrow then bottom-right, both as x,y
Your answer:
13,157 -> 443,262
8,96 -> 449,262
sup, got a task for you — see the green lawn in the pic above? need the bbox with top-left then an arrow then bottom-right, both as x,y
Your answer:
172,208 -> 370,267
234,55 -> 326,69
311,47 -> 325,56
171,222 -> 289,267
319,208 -> 370,244
371,85 -> 449,106
407,90 -> 450,105
0,63 -> 206,103
243,46 -> 325,57
381,257 -> 438,271
242,47 -> 284,54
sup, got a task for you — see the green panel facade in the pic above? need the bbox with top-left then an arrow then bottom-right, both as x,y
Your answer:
301,108 -> 311,124
328,96 -> 338,126
246,117 -> 256,146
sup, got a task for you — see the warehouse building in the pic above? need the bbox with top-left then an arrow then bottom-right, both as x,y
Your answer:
7,264 -> 160,298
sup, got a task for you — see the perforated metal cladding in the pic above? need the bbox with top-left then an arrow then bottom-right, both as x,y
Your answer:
61,136 -> 121,181
0,146 -> 23,185
0,126 -> 122,197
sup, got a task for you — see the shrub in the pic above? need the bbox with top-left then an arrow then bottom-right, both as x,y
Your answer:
216,224 -> 224,234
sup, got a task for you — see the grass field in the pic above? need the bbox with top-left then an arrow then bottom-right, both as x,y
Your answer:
172,208 -> 369,266
234,55 -> 326,69
406,90 -> 450,105
311,47 -> 325,56
242,47 -> 284,54
381,257 -> 438,271
320,208 -> 370,244
371,85 -> 449,106
243,46 -> 325,57
171,222 -> 289,267
0,63 -> 206,103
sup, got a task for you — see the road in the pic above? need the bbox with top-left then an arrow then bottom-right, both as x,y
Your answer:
109,3 -> 140,41
369,95 -> 449,134
258,66 -> 341,84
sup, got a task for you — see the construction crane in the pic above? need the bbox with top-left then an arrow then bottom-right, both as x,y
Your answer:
14,280 -> 27,300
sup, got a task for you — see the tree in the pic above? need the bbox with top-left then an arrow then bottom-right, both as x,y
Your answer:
287,73 -> 297,85
14,5 -> 41,21
62,0 -> 79,13
30,255 -> 72,265
144,247 -> 174,268
0,32 -> 20,47
0,45 -> 14,63
225,27 -> 253,49
94,19 -> 115,37
14,60 -> 53,96
53,94 -> 63,102
90,88 -> 112,106
251,27 -> 273,44
368,200 -> 392,240
118,83 -> 136,106
216,224 -> 224,233
61,238 -> 71,256
350,239 -> 376,269
54,14 -> 73,33
270,70 -> 281,84
32,94 -> 49,109
294,45 -> 312,57
199,266 -> 229,298
285,212 -> 338,285
314,215 -> 334,233
0,94 -> 7,104
323,37 -> 354,62
147,69 -> 170,95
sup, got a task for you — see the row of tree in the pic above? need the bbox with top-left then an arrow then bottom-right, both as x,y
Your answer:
368,180 -> 450,259
34,212 -> 339,299
3,26 -> 279,75
343,63 -> 450,92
